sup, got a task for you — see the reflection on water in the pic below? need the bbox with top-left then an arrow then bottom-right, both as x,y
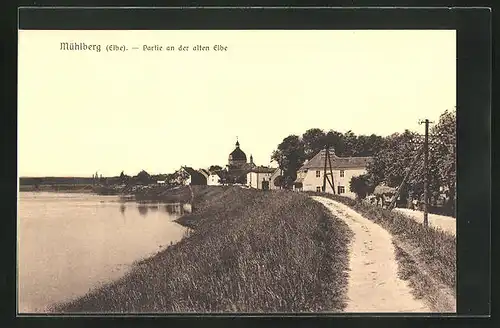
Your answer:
18,192 -> 190,313
136,202 -> 193,216
137,204 -> 148,216
164,203 -> 192,215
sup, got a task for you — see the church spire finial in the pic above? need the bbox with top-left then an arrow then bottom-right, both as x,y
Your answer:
236,136 -> 240,148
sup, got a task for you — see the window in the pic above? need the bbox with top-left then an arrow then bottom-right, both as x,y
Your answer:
316,186 -> 322,192
338,186 -> 345,194
316,170 -> 321,177
340,170 -> 345,177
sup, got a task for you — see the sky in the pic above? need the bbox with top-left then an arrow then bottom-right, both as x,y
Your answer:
18,30 -> 456,177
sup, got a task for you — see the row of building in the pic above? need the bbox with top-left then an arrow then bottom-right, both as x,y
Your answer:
174,140 -> 371,198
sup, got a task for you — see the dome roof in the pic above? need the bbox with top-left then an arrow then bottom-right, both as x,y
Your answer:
229,140 -> 247,161
230,148 -> 247,161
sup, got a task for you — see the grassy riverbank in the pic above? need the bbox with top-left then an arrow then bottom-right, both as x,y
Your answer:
310,192 -> 456,312
52,187 -> 352,313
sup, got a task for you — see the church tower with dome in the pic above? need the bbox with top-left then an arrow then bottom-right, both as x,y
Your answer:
228,139 -> 247,168
225,138 -> 256,184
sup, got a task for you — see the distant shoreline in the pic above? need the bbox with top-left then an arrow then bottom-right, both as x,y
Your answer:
18,184 -> 197,203
19,184 -> 95,193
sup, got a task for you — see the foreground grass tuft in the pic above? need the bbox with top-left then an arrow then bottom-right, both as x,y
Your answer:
52,187 -> 352,313
309,192 -> 456,312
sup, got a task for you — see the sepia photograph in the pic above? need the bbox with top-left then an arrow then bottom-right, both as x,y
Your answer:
18,29 -> 457,314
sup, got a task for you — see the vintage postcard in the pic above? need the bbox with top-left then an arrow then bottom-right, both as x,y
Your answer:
18,28 -> 457,314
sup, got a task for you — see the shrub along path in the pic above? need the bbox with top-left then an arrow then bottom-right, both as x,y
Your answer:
312,196 -> 429,313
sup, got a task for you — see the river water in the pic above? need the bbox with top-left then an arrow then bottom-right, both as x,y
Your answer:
17,192 -> 190,313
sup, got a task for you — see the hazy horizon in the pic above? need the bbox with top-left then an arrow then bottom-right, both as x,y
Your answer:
18,30 -> 456,177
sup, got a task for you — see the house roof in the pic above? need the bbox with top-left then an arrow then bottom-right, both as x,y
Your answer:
299,149 -> 372,170
248,166 -> 276,174
183,167 -> 207,180
199,169 -> 210,178
270,167 -> 281,178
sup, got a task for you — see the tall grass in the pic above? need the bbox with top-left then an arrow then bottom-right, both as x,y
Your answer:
309,192 -> 456,311
52,187 -> 352,313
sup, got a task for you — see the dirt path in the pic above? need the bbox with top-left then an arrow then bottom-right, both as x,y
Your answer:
312,196 -> 429,313
394,208 -> 456,236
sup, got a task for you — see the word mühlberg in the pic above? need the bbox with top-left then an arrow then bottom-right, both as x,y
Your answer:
60,42 -> 101,52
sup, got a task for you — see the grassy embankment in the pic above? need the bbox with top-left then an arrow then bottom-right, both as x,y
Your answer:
309,192 -> 456,312
52,186 -> 352,313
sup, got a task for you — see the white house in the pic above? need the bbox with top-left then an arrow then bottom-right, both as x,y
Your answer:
293,149 -> 372,198
246,167 -> 276,190
207,171 -> 223,186
183,173 -> 191,186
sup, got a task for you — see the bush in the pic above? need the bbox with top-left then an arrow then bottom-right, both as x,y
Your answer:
349,174 -> 375,199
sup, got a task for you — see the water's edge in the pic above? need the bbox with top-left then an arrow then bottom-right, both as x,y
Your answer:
18,192 -> 190,314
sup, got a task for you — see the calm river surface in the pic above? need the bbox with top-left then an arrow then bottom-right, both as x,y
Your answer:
18,192 -> 189,313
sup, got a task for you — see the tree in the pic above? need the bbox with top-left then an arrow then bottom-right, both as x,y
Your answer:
354,134 -> 386,157
367,130 -> 421,189
350,174 -> 375,199
208,165 -> 223,172
342,130 -> 357,156
136,170 -> 152,185
155,174 -> 168,181
302,128 -> 326,159
216,170 -> 228,186
33,177 -> 42,190
119,171 -> 127,184
324,130 -> 345,155
429,108 -> 456,214
364,109 -> 456,211
271,135 -> 306,189
284,176 -> 296,189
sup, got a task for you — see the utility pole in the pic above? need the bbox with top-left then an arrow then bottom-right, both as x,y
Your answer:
419,119 -> 434,228
280,154 -> 284,190
327,147 -> 336,195
323,147 -> 328,192
322,145 -> 336,194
